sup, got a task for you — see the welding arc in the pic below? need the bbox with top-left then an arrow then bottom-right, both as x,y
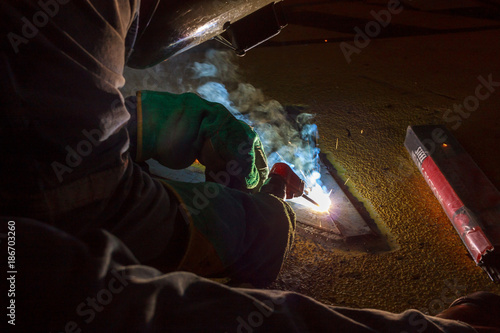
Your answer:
302,194 -> 319,206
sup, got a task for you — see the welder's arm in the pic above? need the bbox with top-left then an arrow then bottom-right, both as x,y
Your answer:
126,90 -> 268,192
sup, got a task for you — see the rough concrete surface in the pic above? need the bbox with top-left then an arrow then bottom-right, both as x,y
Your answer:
235,0 -> 500,314
122,0 -> 500,316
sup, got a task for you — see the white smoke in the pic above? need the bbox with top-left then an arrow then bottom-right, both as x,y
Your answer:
122,49 -> 323,188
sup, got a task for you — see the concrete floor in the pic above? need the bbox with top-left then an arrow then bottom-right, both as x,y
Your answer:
123,0 -> 500,315
236,0 -> 500,313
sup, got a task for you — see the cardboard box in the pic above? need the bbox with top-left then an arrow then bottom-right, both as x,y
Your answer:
405,125 -> 500,281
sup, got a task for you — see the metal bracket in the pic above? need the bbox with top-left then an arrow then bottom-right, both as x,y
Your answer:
214,1 -> 287,56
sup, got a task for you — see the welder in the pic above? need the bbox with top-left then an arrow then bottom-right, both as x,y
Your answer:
1,1 -> 499,332
1,0 -> 296,285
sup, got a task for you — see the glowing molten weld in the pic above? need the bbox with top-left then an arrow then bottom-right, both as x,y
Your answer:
307,184 -> 332,213
290,184 -> 331,213
290,170 -> 332,213
307,171 -> 332,213
306,185 -> 332,213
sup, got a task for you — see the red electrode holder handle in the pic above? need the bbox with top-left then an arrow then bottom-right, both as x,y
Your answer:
267,162 -> 305,199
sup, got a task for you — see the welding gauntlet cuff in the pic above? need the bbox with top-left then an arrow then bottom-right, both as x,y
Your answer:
129,90 -> 268,191
159,179 -> 296,284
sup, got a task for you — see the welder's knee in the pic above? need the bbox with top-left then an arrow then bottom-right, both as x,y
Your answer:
223,193 -> 297,286
167,180 -> 296,285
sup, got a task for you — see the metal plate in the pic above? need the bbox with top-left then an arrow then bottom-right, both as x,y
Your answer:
289,160 -> 373,239
147,157 -> 373,240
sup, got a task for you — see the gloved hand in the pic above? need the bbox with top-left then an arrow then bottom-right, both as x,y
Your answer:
131,90 -> 268,192
260,163 -> 305,200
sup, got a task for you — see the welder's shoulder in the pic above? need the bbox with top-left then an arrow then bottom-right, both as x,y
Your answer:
1,0 -> 139,38
2,0 -> 140,75
89,0 -> 140,33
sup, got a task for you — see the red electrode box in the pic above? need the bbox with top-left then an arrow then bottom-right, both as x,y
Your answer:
405,125 -> 500,281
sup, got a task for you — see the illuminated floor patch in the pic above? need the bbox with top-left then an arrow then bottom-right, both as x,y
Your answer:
289,158 -> 372,239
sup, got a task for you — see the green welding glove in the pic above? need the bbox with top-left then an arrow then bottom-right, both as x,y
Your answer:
132,90 -> 268,192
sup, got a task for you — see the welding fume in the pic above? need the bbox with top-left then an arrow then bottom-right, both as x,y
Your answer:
124,46 -> 334,215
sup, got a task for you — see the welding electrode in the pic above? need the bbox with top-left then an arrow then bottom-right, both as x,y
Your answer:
261,163 -> 319,206
302,194 -> 320,206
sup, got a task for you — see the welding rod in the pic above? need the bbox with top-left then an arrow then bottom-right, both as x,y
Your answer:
302,194 -> 319,206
